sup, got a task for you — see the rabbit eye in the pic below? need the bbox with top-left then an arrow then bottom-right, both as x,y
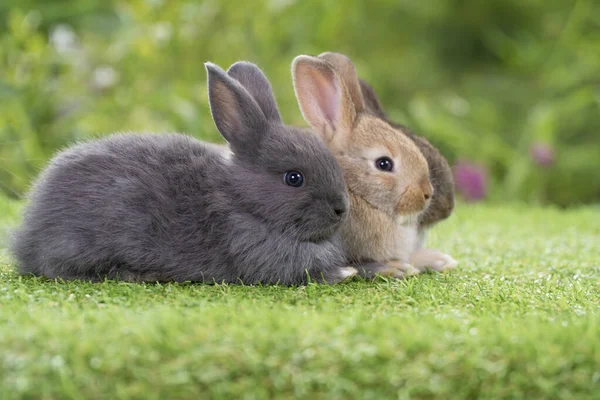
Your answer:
284,170 -> 304,187
375,157 -> 394,172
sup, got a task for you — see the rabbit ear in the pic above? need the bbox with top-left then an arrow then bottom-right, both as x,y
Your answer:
359,79 -> 387,119
292,55 -> 357,144
226,61 -> 282,124
205,62 -> 267,148
317,52 -> 366,113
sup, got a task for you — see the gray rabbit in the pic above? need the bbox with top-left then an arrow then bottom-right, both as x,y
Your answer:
9,61 -> 359,285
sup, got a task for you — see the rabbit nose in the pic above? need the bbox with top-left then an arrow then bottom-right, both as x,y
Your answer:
421,181 -> 434,201
330,199 -> 347,219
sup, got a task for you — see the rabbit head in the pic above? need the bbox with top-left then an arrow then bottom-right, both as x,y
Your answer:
359,79 -> 455,229
206,61 -> 349,244
291,53 -> 433,223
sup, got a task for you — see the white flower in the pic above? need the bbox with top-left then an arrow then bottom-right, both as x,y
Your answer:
50,24 -> 79,55
152,22 -> 173,43
91,65 -> 119,91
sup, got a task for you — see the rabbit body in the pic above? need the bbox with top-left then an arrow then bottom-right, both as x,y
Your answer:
292,53 -> 435,278
359,79 -> 458,270
11,62 -> 355,285
359,79 -> 456,231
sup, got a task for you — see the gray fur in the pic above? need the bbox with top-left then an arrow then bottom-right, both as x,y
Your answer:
10,62 -> 351,285
226,61 -> 282,124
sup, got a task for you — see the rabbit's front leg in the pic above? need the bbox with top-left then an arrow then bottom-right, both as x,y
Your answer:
311,265 -> 358,284
410,248 -> 458,272
352,259 -> 419,280
410,229 -> 458,272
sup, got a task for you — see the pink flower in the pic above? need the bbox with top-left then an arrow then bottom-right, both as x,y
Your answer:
529,143 -> 555,168
453,161 -> 488,202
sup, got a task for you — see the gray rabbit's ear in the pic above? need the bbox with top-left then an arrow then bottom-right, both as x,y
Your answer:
359,79 -> 387,119
205,62 -> 267,147
226,61 -> 282,124
317,52 -> 365,113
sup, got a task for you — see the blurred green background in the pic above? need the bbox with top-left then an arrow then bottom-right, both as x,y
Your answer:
1,0 -> 599,206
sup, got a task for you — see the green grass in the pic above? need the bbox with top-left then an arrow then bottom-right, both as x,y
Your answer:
1,196 -> 599,399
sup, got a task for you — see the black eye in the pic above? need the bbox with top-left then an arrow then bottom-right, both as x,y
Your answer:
283,170 -> 304,187
375,157 -> 394,172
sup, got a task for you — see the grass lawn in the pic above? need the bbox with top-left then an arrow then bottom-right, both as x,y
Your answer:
1,195 -> 599,399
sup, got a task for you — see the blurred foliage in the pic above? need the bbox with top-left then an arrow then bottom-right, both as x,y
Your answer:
0,0 -> 599,206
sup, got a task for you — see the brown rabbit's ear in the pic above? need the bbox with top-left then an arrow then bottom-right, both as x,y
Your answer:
292,55 -> 357,144
317,52 -> 365,113
359,79 -> 387,119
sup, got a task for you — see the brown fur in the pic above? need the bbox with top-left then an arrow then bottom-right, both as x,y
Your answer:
359,79 -> 455,229
292,53 -> 433,276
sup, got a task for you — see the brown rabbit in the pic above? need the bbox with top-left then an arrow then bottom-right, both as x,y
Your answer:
292,53 -> 434,278
359,76 -> 458,271
359,79 -> 456,229
292,52 -> 458,277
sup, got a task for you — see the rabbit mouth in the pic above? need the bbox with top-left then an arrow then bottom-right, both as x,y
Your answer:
396,202 -> 428,216
352,190 -> 425,221
396,191 -> 430,216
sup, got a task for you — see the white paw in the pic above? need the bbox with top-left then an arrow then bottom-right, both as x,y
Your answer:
411,248 -> 458,272
339,266 -> 358,280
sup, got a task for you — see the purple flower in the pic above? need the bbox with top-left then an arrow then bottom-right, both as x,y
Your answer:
453,161 -> 488,202
529,143 -> 555,168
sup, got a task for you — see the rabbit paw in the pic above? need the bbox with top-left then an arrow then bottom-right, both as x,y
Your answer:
315,266 -> 358,284
354,260 -> 419,279
386,260 -> 420,278
339,266 -> 358,281
410,248 -> 458,272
